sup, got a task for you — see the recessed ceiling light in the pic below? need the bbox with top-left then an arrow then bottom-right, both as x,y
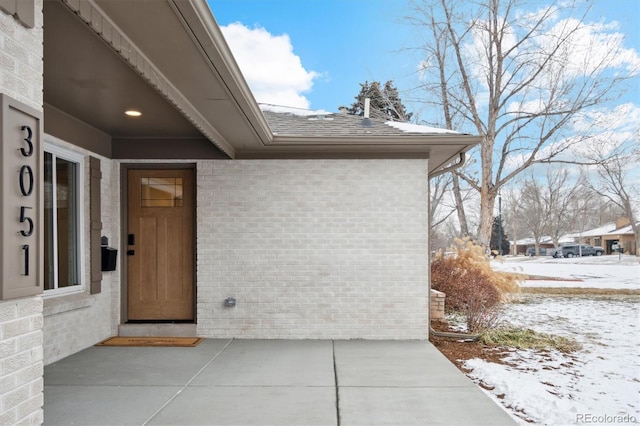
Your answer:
125,110 -> 142,117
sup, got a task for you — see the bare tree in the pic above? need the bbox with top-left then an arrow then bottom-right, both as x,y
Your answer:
544,170 -> 590,246
565,184 -> 598,250
518,177 -> 547,252
585,194 -> 626,228
451,172 -> 470,237
407,0 -> 639,248
407,5 -> 476,238
430,173 -> 456,252
582,139 -> 640,255
501,187 -> 525,254
505,168 -> 595,249
430,169 -> 477,248
430,173 -> 455,229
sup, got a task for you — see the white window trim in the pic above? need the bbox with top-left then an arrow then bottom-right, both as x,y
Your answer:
43,137 -> 86,298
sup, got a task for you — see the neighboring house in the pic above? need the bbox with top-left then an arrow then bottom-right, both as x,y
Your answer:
511,236 -> 572,255
566,218 -> 638,255
0,1 -> 480,423
513,218 -> 638,256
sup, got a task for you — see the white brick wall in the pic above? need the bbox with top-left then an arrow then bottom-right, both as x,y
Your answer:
196,159 -> 430,339
1,2 -> 44,424
0,1 -> 43,110
0,299 -> 43,425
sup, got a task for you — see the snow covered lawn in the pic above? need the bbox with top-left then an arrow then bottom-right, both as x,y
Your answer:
464,255 -> 640,425
492,254 -> 640,290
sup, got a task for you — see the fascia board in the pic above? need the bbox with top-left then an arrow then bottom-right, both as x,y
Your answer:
237,135 -> 480,175
177,0 -> 274,146
270,134 -> 483,146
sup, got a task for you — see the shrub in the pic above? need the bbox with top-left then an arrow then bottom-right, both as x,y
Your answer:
464,298 -> 503,333
431,238 -> 519,332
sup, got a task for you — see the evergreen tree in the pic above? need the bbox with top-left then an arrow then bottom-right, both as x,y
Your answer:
490,215 -> 509,255
343,80 -> 412,122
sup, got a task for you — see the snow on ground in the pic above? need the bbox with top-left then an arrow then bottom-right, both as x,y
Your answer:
492,254 -> 640,289
462,255 -> 640,425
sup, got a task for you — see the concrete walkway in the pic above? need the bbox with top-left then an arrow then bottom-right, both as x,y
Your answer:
44,339 -> 515,425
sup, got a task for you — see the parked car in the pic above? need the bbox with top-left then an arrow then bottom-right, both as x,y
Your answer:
550,244 -> 604,258
526,247 -> 547,256
549,246 -> 563,258
580,244 -> 604,256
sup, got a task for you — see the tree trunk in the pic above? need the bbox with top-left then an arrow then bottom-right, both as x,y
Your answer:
631,222 -> 640,256
477,189 -> 496,250
623,201 -> 640,256
452,173 -> 469,237
477,132 -> 496,248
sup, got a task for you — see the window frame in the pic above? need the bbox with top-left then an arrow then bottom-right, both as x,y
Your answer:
43,139 -> 86,297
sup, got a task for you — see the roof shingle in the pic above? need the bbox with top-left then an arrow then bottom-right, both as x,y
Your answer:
261,108 -> 462,137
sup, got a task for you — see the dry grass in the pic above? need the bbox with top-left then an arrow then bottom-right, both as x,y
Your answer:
434,238 -> 521,298
479,327 -> 582,353
521,287 -> 640,296
431,238 -> 521,333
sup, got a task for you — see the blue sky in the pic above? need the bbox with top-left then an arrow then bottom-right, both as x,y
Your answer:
209,0 -> 639,114
209,0 -> 413,111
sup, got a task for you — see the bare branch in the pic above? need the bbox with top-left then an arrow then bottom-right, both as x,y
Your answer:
407,0 -> 638,247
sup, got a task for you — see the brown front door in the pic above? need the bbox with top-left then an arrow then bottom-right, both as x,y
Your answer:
127,169 -> 194,321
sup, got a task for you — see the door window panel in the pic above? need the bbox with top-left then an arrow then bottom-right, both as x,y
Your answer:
141,177 -> 183,207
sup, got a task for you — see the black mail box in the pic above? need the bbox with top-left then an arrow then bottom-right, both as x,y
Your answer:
101,247 -> 118,271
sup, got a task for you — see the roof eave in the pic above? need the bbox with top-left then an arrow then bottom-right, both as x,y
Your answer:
236,134 -> 481,175
184,0 -> 274,147
269,134 -> 483,145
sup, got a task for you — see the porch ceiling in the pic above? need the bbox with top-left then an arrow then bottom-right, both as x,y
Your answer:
43,0 -> 480,174
43,0 -> 269,158
43,1 -> 200,138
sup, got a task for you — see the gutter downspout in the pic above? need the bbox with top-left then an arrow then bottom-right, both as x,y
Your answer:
430,152 -> 465,179
428,152 -> 480,341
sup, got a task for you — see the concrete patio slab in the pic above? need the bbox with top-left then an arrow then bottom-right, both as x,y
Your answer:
339,387 -> 515,426
43,385 -> 180,426
191,339 -> 334,386
43,339 -> 516,426
147,386 -> 337,426
334,340 -> 471,387
44,339 -> 231,386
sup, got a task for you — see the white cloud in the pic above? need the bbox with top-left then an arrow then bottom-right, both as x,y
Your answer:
220,23 -> 319,109
507,97 -> 548,116
567,104 -> 640,160
573,103 -> 640,134
500,104 -> 640,172
416,59 -> 430,80
537,18 -> 640,80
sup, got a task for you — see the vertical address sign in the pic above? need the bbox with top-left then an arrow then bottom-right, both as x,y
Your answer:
1,94 -> 43,300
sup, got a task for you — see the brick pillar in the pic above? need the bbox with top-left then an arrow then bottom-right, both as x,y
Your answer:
430,289 -> 446,320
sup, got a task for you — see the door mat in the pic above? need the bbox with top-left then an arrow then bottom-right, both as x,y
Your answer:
96,336 -> 204,347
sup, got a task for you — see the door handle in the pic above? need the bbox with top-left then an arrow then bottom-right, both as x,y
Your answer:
127,250 -> 135,256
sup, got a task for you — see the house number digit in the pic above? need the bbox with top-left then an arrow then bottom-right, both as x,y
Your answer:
19,165 -> 34,196
19,206 -> 34,237
22,245 -> 30,276
20,125 -> 34,157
